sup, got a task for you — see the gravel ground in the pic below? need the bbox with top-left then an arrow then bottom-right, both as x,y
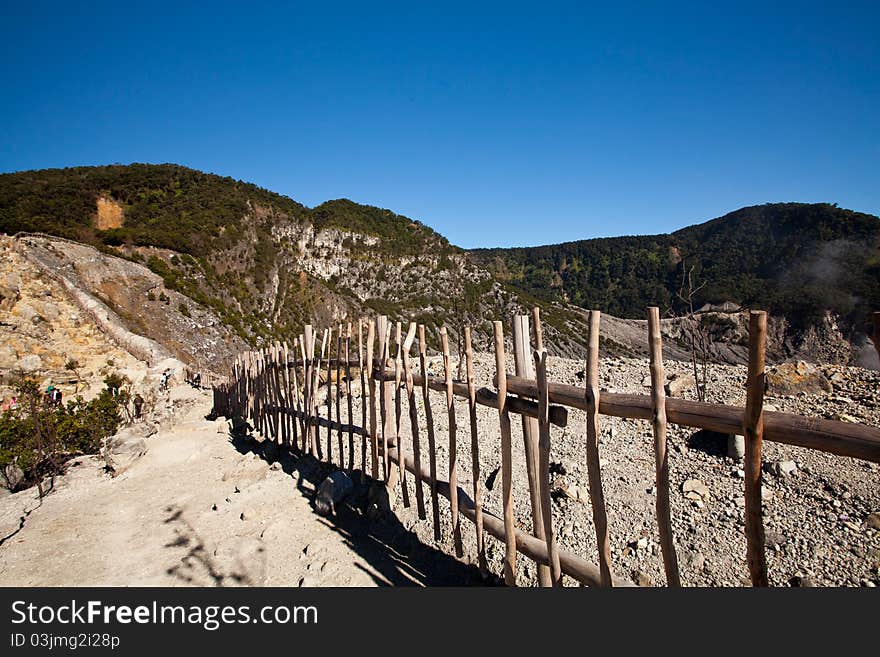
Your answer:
313,353 -> 880,587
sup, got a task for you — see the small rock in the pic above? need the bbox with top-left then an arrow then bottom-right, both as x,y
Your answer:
768,460 -> 797,477
2,464 -> 25,491
727,434 -> 745,460
634,570 -> 653,587
866,512 -> 880,531
766,361 -> 832,396
683,550 -> 705,571
315,471 -> 354,516
101,427 -> 149,477
682,478 -> 710,500
665,373 -> 696,397
765,530 -> 787,548
789,575 -> 815,587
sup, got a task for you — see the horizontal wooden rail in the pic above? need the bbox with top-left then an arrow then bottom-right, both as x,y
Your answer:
383,445 -> 634,587
377,368 -> 568,427
501,376 -> 880,464
270,405 -> 370,438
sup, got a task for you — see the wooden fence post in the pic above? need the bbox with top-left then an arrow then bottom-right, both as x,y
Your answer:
744,310 -> 769,587
419,324 -> 442,541
326,326 -> 334,463
358,319 -> 368,471
584,310 -> 614,586
441,326 -> 463,557
366,319 -> 378,478
464,326 -> 487,571
533,346 -> 563,586
395,321 -> 409,507
402,323 -> 426,519
493,321 -> 517,585
336,325 -> 344,466
513,314 -> 551,587
346,323 -> 354,471
647,307 -> 680,587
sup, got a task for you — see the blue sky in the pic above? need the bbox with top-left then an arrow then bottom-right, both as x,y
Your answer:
1,1 -> 877,248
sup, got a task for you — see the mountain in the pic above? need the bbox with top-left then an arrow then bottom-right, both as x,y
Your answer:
470,203 -> 880,337
1,164 -> 877,365
0,164 -> 532,354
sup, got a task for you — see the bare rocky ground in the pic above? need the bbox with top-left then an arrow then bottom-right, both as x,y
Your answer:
2,352 -> 877,587
297,352 -> 880,587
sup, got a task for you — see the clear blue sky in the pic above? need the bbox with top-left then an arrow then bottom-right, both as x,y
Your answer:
1,1 -> 877,248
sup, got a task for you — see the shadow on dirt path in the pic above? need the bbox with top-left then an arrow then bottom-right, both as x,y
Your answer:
226,419 -> 500,587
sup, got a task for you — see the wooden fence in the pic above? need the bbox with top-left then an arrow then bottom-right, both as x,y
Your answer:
212,308 -> 880,587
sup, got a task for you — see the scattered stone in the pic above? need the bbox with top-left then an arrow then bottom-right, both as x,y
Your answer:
314,471 -> 354,516
766,361 -> 832,396
682,478 -> 710,500
101,427 -> 149,477
789,575 -> 815,587
665,373 -> 696,397
633,570 -> 653,587
866,512 -> 880,531
683,550 -> 705,571
765,530 -> 787,548
727,434 -> 745,460
2,464 -> 25,491
767,460 -> 797,477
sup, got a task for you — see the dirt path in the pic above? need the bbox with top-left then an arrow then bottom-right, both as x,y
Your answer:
0,387 -> 483,587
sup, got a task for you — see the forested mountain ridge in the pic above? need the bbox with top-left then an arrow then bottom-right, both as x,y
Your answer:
1,164 -> 877,363
0,164 -> 523,352
470,203 -> 880,336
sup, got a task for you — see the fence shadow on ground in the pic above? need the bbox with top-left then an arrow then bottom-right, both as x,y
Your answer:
226,421 -> 501,587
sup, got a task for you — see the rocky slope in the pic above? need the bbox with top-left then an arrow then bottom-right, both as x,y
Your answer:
3,165 -> 876,364
282,352 -> 880,587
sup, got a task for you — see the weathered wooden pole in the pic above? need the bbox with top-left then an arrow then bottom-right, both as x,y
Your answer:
441,326 -> 463,557
336,324 -> 344,466
533,346 -> 563,586
419,324 -> 442,541
394,321 -> 409,507
744,309 -> 769,587
299,335 -> 309,452
584,310 -> 614,586
463,326 -> 487,571
647,307 -> 680,587
512,314 -> 550,587
345,323 -> 354,471
315,328 -> 328,460
358,319 -> 367,471
366,319 -> 378,478
402,322 -> 426,519
325,326 -> 334,463
493,321 -> 517,585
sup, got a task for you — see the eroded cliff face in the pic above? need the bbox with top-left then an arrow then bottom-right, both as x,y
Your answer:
1,235 -> 247,403
0,236 -> 144,401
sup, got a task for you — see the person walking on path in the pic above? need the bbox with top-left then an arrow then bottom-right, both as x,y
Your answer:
133,393 -> 144,420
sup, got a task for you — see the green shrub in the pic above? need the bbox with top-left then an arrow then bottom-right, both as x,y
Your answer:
0,377 -> 127,492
